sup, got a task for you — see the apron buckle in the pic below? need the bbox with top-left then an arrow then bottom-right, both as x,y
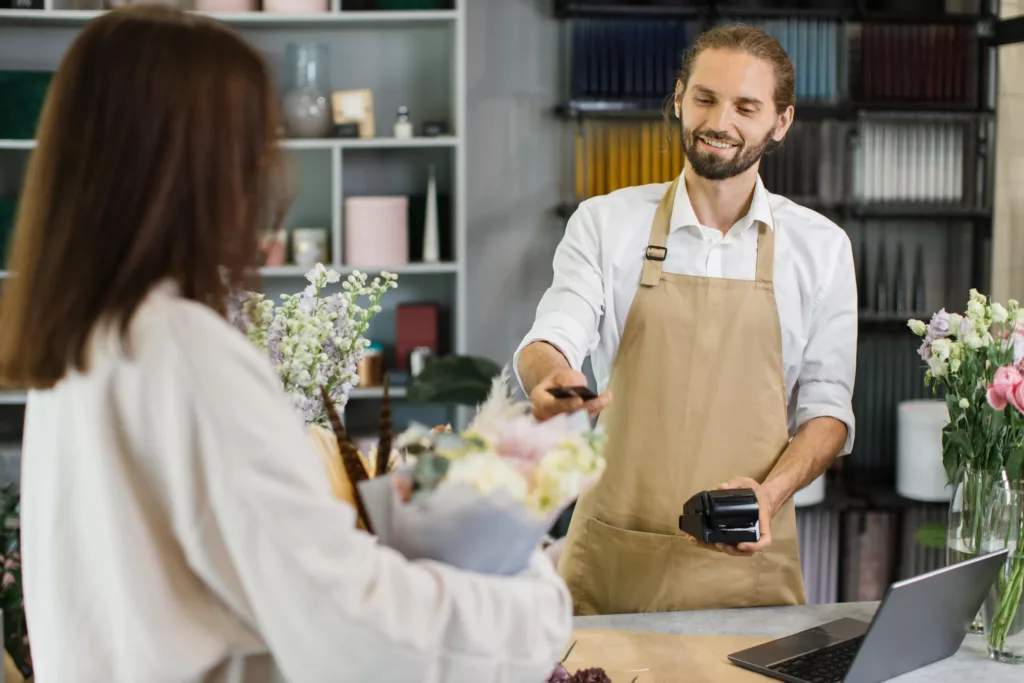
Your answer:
645,245 -> 667,261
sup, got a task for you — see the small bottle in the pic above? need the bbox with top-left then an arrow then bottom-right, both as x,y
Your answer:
393,106 -> 413,139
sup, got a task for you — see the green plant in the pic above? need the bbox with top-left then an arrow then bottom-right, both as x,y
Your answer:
405,354 -> 503,406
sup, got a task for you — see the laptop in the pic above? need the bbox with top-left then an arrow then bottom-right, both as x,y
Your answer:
727,548 -> 1009,683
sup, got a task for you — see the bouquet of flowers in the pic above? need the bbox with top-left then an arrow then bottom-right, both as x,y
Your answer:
347,368 -> 607,575
907,289 -> 1024,483
908,289 -> 1024,656
230,263 -> 398,425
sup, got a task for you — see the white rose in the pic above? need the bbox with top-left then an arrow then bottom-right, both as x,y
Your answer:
908,319 -> 927,336
931,338 -> 952,361
928,356 -> 949,378
446,452 -> 528,502
959,398 -> 970,409
967,299 -> 986,321
948,313 -> 965,337
992,303 -> 1009,325
962,330 -> 985,350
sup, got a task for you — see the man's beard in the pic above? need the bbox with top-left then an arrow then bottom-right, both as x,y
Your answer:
681,124 -> 780,181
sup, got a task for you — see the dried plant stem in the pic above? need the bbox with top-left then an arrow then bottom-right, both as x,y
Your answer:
376,375 -> 393,478
319,385 -> 374,534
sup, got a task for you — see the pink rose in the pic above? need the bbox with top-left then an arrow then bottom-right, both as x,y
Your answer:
1011,382 -> 1024,415
988,386 -> 1009,411
988,366 -> 1023,409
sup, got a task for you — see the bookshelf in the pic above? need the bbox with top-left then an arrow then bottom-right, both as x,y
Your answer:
0,1 -> 467,451
549,0 -> 1011,602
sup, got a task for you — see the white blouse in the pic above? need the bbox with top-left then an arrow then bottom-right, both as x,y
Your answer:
20,282 -> 572,683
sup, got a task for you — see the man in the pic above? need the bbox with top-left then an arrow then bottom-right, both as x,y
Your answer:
516,25 -> 857,616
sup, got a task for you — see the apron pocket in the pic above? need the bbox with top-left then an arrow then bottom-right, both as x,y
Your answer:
578,517 -> 676,615
667,541 -> 763,611
754,537 -> 806,607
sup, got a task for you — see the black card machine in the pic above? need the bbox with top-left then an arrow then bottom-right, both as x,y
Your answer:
678,489 -> 760,544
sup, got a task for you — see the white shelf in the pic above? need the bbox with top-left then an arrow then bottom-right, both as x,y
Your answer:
349,386 -> 407,400
260,263 -> 457,278
0,391 -> 26,406
0,139 -> 33,151
0,8 -> 456,27
0,387 -> 403,404
282,136 -> 457,150
1,137 -> 458,152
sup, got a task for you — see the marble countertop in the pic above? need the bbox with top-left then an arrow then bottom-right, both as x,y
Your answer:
574,601 -> 1016,681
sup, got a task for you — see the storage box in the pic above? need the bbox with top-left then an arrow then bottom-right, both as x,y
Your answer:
343,196 -> 408,268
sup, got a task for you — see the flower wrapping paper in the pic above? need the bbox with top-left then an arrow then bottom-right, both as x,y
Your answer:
357,471 -> 565,575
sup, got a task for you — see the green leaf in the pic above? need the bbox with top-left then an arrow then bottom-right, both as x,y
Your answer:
405,354 -> 503,406
914,522 -> 948,550
944,428 -> 973,457
1007,447 -> 1024,481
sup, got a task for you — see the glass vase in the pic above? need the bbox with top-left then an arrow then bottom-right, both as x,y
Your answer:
282,43 -> 332,139
947,465 -> 1008,634
981,483 -> 1024,663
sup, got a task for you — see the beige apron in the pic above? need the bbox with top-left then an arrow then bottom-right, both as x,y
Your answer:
557,175 -> 806,616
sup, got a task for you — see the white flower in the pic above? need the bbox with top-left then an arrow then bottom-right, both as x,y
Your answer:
991,303 -> 1009,325
959,398 -> 970,409
948,313 -> 965,337
967,298 -> 986,322
931,338 -> 952,361
951,358 -> 962,373
962,329 -> 986,350
908,319 -> 927,336
446,452 -> 529,501
928,356 -> 949,378
305,263 -> 328,285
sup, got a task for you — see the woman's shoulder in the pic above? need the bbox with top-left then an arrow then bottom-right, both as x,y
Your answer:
125,280 -> 277,391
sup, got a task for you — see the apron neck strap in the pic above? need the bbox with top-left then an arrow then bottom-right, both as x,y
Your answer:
754,218 -> 774,283
639,176 -> 679,287
640,175 -> 777,287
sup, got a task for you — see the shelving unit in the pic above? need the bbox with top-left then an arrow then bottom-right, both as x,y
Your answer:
549,0 -> 1010,603
0,1 -> 466,450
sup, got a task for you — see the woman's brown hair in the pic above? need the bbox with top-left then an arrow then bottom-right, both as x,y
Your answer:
0,5 -> 288,389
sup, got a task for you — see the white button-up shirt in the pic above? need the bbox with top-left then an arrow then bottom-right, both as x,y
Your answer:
515,174 -> 857,455
21,282 -> 572,683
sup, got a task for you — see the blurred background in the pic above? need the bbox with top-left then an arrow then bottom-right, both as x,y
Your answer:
1,0 -> 1024,655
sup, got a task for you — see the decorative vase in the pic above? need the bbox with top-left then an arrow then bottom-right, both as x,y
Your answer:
947,465 -> 1009,634
981,483 -> 1024,663
282,43 -> 332,139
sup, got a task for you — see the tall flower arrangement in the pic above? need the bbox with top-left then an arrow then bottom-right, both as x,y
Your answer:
907,290 -> 1024,483
231,264 -> 398,426
908,289 -> 1024,657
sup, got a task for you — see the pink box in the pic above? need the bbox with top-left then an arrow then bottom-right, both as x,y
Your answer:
344,196 -> 409,268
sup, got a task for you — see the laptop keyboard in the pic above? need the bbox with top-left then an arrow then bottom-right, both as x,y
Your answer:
766,635 -> 865,683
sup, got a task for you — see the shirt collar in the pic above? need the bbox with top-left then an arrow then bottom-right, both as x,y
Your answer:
669,172 -> 774,235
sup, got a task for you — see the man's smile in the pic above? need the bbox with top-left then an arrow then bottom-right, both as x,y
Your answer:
698,134 -> 739,152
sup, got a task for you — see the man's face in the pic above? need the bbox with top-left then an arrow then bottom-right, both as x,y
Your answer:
675,48 -> 792,181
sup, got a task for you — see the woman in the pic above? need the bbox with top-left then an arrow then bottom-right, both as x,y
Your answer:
0,7 -> 571,682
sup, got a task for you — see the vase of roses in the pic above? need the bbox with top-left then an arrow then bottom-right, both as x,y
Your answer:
230,264 -> 398,517
909,289 -> 1024,662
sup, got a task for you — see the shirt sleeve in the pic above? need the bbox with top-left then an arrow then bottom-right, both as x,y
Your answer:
168,315 -> 574,683
795,233 -> 858,456
513,203 -> 605,389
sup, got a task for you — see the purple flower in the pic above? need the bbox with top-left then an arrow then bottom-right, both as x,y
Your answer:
545,664 -> 572,683
918,339 -> 932,361
926,309 -> 950,339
